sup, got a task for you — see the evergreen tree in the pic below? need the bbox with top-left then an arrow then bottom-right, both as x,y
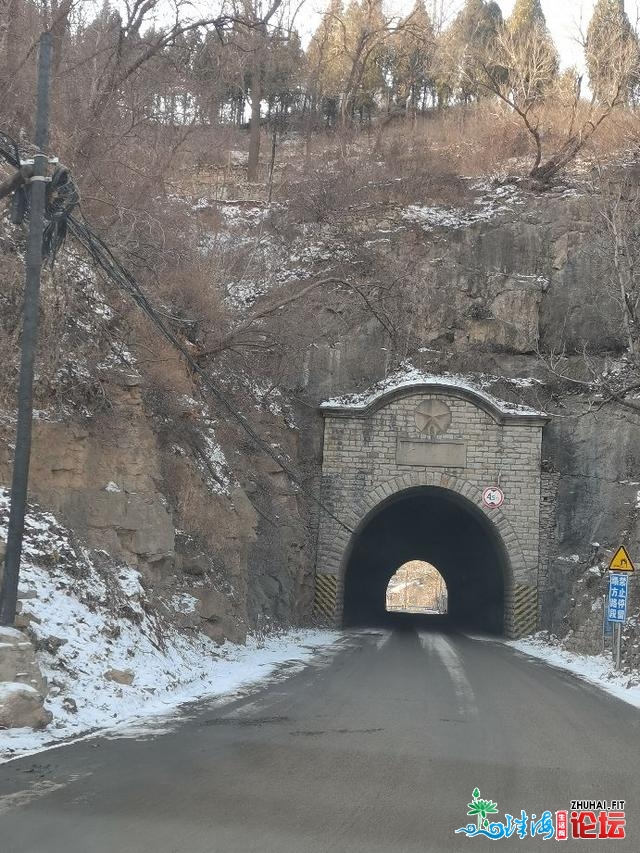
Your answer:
507,0 -> 546,36
504,0 -> 558,96
193,31 -> 233,125
391,0 -> 437,112
442,0 -> 503,104
586,0 -> 639,104
263,28 -> 304,118
306,0 -> 348,124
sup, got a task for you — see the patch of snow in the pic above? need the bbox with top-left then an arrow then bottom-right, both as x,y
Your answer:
170,593 -> 199,614
199,422 -> 231,495
321,363 -> 547,418
288,238 -> 350,267
244,379 -> 296,428
509,635 -> 640,710
0,682 -> 39,701
104,482 -> 121,493
0,488 -> 341,763
115,565 -> 145,600
220,203 -> 268,229
0,628 -> 340,763
225,278 -> 271,311
401,182 -> 523,233
478,374 -> 544,389
402,204 -> 482,230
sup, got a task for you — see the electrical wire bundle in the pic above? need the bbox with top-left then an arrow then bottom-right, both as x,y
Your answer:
0,131 -> 80,261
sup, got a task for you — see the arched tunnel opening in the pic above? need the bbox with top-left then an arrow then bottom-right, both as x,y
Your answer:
342,487 -> 510,634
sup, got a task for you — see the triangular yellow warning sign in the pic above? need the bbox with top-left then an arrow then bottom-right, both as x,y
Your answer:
609,546 -> 635,572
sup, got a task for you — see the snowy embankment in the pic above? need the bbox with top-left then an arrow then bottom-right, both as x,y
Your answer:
0,489 -> 339,762
509,634 -> 640,710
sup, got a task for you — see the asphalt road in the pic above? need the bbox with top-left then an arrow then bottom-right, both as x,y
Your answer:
0,628 -> 639,852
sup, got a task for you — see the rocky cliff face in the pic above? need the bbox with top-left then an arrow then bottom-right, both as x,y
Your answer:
284,183 -> 640,663
0,390 -> 251,644
1,174 -> 639,664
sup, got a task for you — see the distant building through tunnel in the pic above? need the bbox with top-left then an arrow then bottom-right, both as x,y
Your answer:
313,375 -> 549,639
386,561 -> 448,615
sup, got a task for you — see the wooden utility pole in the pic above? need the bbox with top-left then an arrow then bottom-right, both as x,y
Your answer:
0,32 -> 52,626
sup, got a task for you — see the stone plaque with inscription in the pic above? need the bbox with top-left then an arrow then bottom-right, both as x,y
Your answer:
396,438 -> 466,468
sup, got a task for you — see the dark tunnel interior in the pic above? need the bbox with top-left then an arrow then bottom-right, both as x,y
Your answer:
342,487 -> 509,634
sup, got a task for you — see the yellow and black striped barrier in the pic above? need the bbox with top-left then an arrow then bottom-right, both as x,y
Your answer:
512,584 -> 538,638
314,574 -> 338,620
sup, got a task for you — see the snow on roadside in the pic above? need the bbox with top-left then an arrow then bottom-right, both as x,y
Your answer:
0,628 -> 339,763
509,634 -> 640,710
0,488 -> 339,762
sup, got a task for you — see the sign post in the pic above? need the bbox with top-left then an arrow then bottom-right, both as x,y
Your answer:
606,546 -> 634,670
602,596 -> 613,653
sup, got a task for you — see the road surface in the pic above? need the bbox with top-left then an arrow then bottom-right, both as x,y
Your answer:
0,628 -> 639,852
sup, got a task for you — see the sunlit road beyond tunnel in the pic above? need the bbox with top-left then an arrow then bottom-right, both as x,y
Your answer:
342,487 -> 508,634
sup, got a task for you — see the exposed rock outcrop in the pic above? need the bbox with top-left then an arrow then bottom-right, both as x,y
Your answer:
0,626 -> 50,730
0,683 -> 51,730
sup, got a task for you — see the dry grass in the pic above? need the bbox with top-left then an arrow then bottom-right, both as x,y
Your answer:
280,100 -> 640,216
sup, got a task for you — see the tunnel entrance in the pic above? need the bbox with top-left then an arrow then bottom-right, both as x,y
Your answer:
315,378 -> 548,637
386,561 -> 448,616
342,487 -> 509,634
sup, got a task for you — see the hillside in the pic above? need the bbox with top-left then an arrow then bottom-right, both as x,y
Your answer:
1,101 -> 640,739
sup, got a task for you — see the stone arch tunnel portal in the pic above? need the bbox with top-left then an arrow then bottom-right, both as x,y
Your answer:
313,377 -> 549,639
342,486 -> 509,634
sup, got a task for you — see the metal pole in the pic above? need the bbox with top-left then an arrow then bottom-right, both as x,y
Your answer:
614,622 -> 622,671
0,31 -> 52,626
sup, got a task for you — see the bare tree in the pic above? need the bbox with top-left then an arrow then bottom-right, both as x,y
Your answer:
595,165 -> 640,358
473,23 -> 636,186
73,0 -> 231,161
234,0 -> 285,181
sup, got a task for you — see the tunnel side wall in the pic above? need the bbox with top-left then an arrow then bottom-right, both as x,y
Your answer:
315,390 -> 545,638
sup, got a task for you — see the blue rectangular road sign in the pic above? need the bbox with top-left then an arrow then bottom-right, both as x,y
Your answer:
604,603 -> 614,636
608,573 -> 629,623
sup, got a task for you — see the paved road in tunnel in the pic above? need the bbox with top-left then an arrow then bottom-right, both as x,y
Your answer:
0,629 -> 638,852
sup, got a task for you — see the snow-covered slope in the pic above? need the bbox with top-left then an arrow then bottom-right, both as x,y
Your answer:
0,489 -> 338,761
